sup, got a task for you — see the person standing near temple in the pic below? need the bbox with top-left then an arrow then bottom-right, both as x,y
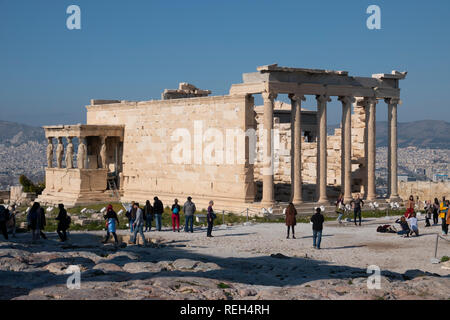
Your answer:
103,204 -> 119,244
440,197 -> 448,236
56,204 -> 70,242
28,202 -> 42,242
335,193 -> 345,224
171,199 -> 181,232
285,203 -> 297,239
143,200 -> 154,232
350,194 -> 364,226
131,203 -> 146,246
311,207 -> 325,249
405,195 -> 415,218
433,198 -> 440,225
38,204 -> 47,240
183,196 -> 196,233
206,200 -> 216,238
153,197 -> 164,231
0,206 -> 9,240
125,201 -> 136,233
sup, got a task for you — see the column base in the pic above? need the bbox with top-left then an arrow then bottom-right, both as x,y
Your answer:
292,199 -> 304,206
366,196 -> 377,201
317,198 -> 329,205
389,195 -> 401,202
344,196 -> 353,203
260,201 -> 275,208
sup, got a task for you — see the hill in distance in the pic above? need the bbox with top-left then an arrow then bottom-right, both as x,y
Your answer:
0,120 -> 45,146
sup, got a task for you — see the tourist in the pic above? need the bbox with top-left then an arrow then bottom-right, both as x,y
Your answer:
311,207 -> 324,249
285,202 -> 297,239
350,194 -> 364,226
424,200 -> 433,227
131,202 -> 146,246
56,204 -> 69,242
207,200 -> 216,238
183,196 -> 196,233
440,198 -> 448,236
395,216 -> 411,237
103,204 -> 119,244
446,200 -> 450,235
0,206 -> 9,240
143,200 -> 154,232
404,195 -> 415,218
433,198 -> 440,225
6,204 -> 16,238
125,201 -> 136,233
38,204 -> 47,240
28,202 -> 41,242
153,197 -> 164,231
171,199 -> 181,232
407,212 -> 420,237
335,193 -> 345,224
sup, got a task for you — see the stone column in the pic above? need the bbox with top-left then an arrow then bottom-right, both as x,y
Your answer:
339,96 -> 355,202
261,91 -> 277,207
56,137 -> 64,169
100,136 -> 107,169
365,97 -> 378,201
46,137 -> 54,168
289,94 -> 306,204
316,94 -> 331,204
386,98 -> 400,200
77,137 -> 87,169
65,137 -> 74,169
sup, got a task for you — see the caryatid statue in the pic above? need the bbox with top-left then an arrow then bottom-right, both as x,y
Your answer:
65,137 -> 74,169
77,138 -> 87,169
56,137 -> 64,168
100,136 -> 107,169
46,137 -> 53,168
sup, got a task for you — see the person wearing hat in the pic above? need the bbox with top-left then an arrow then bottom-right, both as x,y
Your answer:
183,196 -> 196,233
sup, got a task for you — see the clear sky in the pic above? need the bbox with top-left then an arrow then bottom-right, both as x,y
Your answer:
1,0 -> 449,126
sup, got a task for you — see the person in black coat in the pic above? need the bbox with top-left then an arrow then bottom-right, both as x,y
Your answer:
310,207 -> 325,249
56,204 -> 69,242
153,197 -> 164,231
144,200 -> 154,232
38,206 -> 47,240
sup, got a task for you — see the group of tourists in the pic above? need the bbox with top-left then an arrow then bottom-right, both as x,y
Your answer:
335,193 -> 365,226
284,203 -> 325,250
101,196 -> 217,245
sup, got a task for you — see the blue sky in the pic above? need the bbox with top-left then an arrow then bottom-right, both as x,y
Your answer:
0,0 -> 449,126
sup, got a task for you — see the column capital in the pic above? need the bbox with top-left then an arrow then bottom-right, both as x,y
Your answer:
338,96 -> 356,105
288,93 -> 306,102
261,91 -> 278,101
384,97 -> 401,105
316,94 -> 331,104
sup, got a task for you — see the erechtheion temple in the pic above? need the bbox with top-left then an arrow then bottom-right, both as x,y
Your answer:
37,64 -> 407,212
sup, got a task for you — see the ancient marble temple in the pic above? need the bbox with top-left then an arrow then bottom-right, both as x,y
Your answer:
37,65 -> 406,212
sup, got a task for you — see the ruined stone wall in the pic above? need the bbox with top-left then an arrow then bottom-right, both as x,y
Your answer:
86,95 -> 255,210
398,181 -> 450,202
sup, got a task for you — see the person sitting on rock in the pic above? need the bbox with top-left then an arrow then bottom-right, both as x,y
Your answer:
395,216 -> 411,237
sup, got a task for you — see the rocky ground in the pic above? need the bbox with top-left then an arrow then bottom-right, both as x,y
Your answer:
0,215 -> 449,300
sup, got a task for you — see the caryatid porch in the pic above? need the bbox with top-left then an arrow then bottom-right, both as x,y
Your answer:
230,64 -> 406,207
37,124 -> 124,206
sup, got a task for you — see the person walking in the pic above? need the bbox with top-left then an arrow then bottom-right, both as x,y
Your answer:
405,195 -> 415,218
153,197 -> 164,231
0,206 -> 9,240
285,203 -> 297,239
440,198 -> 448,236
311,207 -> 325,249
433,198 -> 440,225
206,200 -> 216,238
183,196 -> 196,233
171,199 -> 181,232
56,204 -> 70,242
350,194 -> 364,226
28,202 -> 41,242
103,204 -> 119,244
143,200 -> 154,232
131,203 -> 146,246
336,193 -> 345,224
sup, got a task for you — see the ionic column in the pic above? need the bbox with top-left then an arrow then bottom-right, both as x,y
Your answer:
339,96 -> 355,203
289,94 -> 306,205
365,97 -> 378,201
386,98 -> 400,200
261,91 -> 277,206
316,94 -> 331,204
